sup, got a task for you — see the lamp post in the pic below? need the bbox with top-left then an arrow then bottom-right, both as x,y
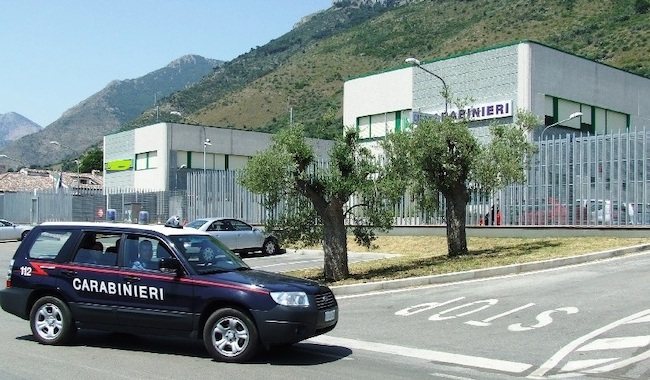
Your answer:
540,112 -> 583,140
170,110 -> 205,126
405,57 -> 449,117
73,160 -> 81,187
175,164 -> 187,191
203,138 -> 212,217
170,111 -> 211,216
50,140 -> 81,188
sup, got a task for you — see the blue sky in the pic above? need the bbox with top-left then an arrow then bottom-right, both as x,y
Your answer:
0,0 -> 332,127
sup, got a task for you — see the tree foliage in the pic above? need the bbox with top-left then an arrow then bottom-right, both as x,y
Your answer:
61,148 -> 103,174
382,109 -> 538,257
80,148 -> 104,173
239,124 -> 399,281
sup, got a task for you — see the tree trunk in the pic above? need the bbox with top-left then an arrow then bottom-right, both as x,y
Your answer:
444,187 -> 469,257
320,203 -> 349,282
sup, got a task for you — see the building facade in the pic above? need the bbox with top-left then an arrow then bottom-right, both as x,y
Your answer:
103,122 -> 334,192
343,40 -> 650,153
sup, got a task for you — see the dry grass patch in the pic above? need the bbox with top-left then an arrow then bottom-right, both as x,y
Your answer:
286,236 -> 650,286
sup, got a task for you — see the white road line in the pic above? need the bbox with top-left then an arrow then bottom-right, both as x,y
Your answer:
584,349 -> 650,374
308,335 -> 532,374
335,251 -> 650,300
578,336 -> 650,351
528,309 -> 650,378
430,373 -> 477,380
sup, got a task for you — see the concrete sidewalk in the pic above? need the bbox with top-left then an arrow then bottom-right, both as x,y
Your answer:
330,243 -> 650,296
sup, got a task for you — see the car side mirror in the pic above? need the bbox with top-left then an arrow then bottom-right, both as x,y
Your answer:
159,257 -> 183,275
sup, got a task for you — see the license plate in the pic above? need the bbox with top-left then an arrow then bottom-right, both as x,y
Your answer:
324,309 -> 336,322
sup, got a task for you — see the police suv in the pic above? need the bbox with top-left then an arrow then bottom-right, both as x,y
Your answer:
0,220 -> 338,362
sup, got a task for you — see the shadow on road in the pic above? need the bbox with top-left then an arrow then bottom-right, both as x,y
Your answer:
15,331 -> 351,365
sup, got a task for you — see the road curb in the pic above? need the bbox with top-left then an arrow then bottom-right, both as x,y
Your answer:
330,244 -> 650,296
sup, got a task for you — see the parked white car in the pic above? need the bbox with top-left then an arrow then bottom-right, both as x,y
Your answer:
186,217 -> 281,255
0,219 -> 31,241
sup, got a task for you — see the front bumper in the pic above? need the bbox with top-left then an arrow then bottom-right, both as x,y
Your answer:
252,305 -> 338,347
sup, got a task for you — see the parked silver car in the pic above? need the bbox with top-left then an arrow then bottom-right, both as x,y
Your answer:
186,217 -> 281,255
0,219 -> 31,241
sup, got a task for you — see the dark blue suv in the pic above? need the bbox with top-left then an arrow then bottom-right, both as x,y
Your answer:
0,221 -> 338,362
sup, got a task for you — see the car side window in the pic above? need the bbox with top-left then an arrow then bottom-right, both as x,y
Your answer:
230,220 -> 251,231
208,221 -> 221,231
222,220 -> 234,231
72,232 -> 120,266
121,234 -> 167,271
27,229 -> 75,261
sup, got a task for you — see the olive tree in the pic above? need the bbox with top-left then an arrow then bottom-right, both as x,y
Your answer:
382,109 -> 539,257
239,124 -> 400,281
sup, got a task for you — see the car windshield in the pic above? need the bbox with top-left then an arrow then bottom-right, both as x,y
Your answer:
186,219 -> 208,229
168,234 -> 249,274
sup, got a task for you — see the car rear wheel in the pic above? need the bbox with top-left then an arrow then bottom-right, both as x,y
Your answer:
262,238 -> 279,255
20,230 -> 30,241
29,296 -> 76,345
203,308 -> 259,362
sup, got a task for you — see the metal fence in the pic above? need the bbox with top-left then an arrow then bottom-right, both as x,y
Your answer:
2,127 -> 649,227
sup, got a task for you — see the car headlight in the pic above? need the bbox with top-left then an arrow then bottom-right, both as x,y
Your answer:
270,291 -> 309,307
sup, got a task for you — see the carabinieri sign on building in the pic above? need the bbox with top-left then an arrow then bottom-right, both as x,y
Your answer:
412,100 -> 512,123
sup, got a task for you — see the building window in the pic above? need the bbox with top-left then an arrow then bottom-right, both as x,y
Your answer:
135,151 -> 157,170
356,110 -> 409,141
545,96 -> 628,134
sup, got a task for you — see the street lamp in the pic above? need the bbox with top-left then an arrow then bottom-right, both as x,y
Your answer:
540,112 -> 583,140
175,164 -> 187,191
405,57 -> 449,116
50,140 -> 81,188
170,110 -> 204,126
203,138 -> 212,216
73,160 -> 81,187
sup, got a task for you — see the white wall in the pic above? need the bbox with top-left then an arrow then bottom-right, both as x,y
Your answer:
343,68 -> 413,128
104,123 -> 335,191
133,124 -> 168,190
528,43 -> 650,132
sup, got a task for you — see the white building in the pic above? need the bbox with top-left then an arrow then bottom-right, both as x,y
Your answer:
343,40 -> 650,153
103,122 -> 334,191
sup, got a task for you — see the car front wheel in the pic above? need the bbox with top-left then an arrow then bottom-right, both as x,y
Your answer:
203,308 -> 259,362
29,296 -> 76,345
262,238 -> 279,255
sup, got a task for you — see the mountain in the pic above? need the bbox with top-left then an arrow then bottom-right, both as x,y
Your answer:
0,55 -> 222,167
7,0 -> 650,167
0,112 -> 42,149
135,0 -> 650,140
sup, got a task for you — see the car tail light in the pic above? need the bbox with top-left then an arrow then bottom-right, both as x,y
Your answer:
5,259 -> 13,288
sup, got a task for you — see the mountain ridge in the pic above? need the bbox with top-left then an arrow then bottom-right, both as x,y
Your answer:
0,112 -> 42,149
0,54 -> 222,167
142,0 -> 650,139
4,0 -> 650,167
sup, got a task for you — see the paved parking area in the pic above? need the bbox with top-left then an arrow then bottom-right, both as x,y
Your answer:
244,248 -> 398,272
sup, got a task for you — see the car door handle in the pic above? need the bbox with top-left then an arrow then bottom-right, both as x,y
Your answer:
123,275 -> 141,283
61,269 -> 77,278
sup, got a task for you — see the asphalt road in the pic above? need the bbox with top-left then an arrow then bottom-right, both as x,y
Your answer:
0,240 -> 648,379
